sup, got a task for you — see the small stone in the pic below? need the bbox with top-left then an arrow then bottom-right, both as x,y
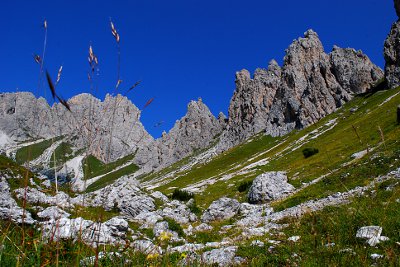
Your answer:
379,236 -> 390,242
356,226 -> 382,239
371,253 -> 384,260
287,236 -> 301,242
251,240 -> 264,247
194,223 -> 213,232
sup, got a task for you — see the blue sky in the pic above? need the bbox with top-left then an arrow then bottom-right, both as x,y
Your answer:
0,0 -> 395,138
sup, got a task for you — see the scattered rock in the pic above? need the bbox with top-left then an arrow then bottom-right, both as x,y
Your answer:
201,197 -> 240,223
169,243 -> 205,253
37,206 -> 70,220
132,240 -> 162,255
351,150 -> 368,159
151,191 -> 169,203
248,172 -> 295,203
0,178 -> 35,224
193,223 -> 213,232
133,211 -> 163,228
14,187 -> 73,208
162,200 -> 197,224
201,246 -> 238,267
82,177 -> 155,218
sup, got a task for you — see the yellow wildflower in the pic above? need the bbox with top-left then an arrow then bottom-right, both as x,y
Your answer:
159,231 -> 173,241
146,253 -> 159,261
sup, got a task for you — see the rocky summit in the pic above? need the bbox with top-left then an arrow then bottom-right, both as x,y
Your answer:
134,98 -> 226,171
0,1 -> 400,266
218,30 -> 383,151
0,92 -> 153,162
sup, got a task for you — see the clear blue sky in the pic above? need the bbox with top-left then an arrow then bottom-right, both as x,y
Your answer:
0,0 -> 395,138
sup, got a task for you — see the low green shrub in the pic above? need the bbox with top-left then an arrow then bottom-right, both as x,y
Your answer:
164,218 -> 185,237
171,188 -> 193,201
302,147 -> 319,158
237,180 -> 253,192
187,199 -> 202,215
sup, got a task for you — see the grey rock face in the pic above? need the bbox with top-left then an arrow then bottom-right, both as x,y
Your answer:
0,92 -> 153,163
220,61 -> 281,148
248,172 -> 295,203
330,46 -> 384,94
385,21 -> 400,88
201,197 -> 240,223
218,30 -> 383,151
135,98 -> 224,171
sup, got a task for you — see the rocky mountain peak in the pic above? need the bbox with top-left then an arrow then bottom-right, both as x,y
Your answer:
134,98 -> 224,171
217,29 -> 383,151
0,92 -> 152,162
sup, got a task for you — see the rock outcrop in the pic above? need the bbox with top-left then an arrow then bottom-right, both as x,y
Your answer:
248,172 -> 295,203
41,216 -> 130,246
201,197 -> 240,223
218,30 -> 383,151
81,176 -> 155,218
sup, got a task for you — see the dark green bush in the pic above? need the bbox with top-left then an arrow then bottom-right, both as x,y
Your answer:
237,180 -> 253,192
164,218 -> 185,237
187,199 -> 202,215
171,188 -> 193,201
302,147 -> 319,158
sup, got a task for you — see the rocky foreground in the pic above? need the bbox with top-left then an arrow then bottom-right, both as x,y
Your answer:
1,166 -> 399,266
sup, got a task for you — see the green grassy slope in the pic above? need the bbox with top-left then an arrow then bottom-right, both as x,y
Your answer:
82,153 -> 135,180
15,137 -> 63,164
141,88 -> 400,208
